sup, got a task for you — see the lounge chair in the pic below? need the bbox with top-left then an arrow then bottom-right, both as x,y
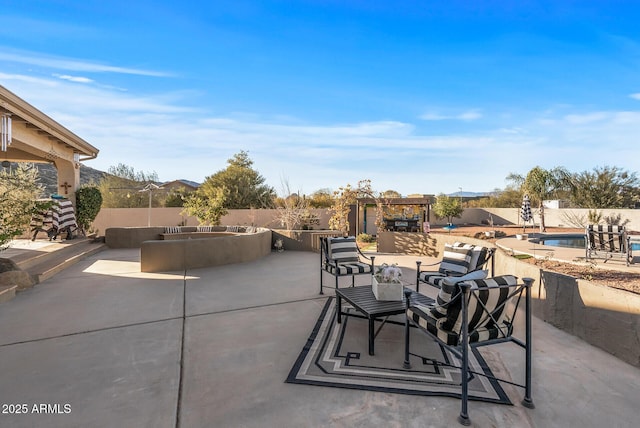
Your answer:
404,275 -> 535,425
319,236 -> 375,294
585,224 -> 631,266
416,242 -> 495,292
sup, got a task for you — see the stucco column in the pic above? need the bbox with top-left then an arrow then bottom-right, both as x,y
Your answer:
54,158 -> 79,205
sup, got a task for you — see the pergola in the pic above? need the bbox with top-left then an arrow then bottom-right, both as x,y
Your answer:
0,85 -> 98,205
355,196 -> 433,235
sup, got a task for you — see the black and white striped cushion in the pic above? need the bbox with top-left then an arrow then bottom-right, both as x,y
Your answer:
164,226 -> 182,234
408,305 -> 459,345
429,270 -> 488,319
328,237 -> 360,263
438,244 -> 473,275
588,224 -> 626,252
410,275 -> 517,346
326,261 -> 373,275
197,225 -> 214,232
419,272 -> 448,288
442,275 -> 518,334
456,243 -> 489,271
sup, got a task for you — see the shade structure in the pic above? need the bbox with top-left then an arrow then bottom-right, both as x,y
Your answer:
520,195 -> 532,231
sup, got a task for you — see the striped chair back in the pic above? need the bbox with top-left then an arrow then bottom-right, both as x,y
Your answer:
443,275 -> 518,335
327,237 -> 360,263
438,243 -> 473,275
587,224 -> 627,252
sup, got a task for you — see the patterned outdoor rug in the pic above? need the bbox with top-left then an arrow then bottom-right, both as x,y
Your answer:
286,297 -> 511,405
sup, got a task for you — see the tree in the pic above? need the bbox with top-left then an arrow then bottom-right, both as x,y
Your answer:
98,163 -> 161,208
466,187 -> 523,208
182,186 -> 227,225
507,166 -> 570,232
381,189 -> 402,198
432,193 -> 464,225
199,151 -> 275,209
567,166 -> 640,208
76,186 -> 102,235
329,179 -> 384,235
164,186 -> 191,207
329,184 -> 356,235
308,188 -> 334,208
0,163 -> 47,250
273,179 -> 315,230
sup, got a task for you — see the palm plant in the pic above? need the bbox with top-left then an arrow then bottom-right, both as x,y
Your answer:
507,166 -> 571,232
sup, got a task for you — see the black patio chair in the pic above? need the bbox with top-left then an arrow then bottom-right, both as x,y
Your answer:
319,236 -> 375,294
416,242 -> 495,292
585,224 -> 632,266
404,275 -> 535,425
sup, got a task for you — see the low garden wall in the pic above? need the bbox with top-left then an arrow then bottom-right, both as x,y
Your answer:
379,231 -> 640,368
140,228 -> 272,273
105,227 -> 166,248
272,230 -> 344,252
495,253 -> 640,368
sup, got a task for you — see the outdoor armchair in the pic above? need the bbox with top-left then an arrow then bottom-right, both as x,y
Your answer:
416,243 -> 495,292
585,224 -> 632,266
319,236 -> 375,294
404,275 -> 535,425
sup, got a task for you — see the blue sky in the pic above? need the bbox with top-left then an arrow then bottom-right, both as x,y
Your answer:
1,0 -> 639,196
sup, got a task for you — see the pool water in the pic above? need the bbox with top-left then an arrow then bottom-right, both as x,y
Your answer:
538,236 -> 585,249
537,234 -> 640,251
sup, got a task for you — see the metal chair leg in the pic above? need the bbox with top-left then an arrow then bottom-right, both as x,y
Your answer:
522,278 -> 535,409
458,284 -> 471,426
403,290 -> 412,369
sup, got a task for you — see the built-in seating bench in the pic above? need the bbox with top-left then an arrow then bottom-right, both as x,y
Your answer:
105,226 -> 271,272
159,225 -> 258,240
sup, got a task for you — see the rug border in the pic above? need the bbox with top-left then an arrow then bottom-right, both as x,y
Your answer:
285,296 -> 512,405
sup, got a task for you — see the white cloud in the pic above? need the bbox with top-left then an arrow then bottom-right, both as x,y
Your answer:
53,74 -> 94,84
457,110 -> 483,120
4,72 -> 640,194
420,109 -> 482,121
0,48 -> 171,77
0,72 -> 58,86
629,93 -> 640,100
563,112 -> 608,124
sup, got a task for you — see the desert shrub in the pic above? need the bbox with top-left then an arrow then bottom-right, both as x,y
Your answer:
357,233 -> 376,243
76,186 -> 102,235
602,212 -> 630,226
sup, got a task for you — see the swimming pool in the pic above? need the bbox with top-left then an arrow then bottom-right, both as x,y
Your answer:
534,233 -> 640,251
534,234 -> 585,249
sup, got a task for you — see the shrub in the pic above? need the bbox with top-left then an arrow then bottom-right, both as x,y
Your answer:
76,186 -> 103,235
357,233 -> 376,243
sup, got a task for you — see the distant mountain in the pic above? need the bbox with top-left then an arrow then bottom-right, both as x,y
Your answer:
162,179 -> 201,189
33,163 -> 107,196
447,191 -> 493,198
4,162 -> 201,197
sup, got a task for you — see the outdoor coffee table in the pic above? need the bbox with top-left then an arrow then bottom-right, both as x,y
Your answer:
335,285 -> 434,356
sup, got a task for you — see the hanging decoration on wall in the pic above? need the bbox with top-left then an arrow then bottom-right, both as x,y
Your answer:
1,112 -> 11,152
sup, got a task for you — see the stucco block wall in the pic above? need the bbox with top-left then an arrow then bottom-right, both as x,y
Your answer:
105,227 -> 165,248
92,207 -> 640,239
377,231 -> 489,257
272,230 -> 344,252
140,228 -> 272,272
93,208 -> 333,234
494,251 -> 640,368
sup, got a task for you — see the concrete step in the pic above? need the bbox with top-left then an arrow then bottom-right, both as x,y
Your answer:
0,284 -> 17,303
24,240 -> 107,284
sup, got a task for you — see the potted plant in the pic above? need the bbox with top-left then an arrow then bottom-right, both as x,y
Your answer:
372,263 -> 403,301
484,214 -> 496,238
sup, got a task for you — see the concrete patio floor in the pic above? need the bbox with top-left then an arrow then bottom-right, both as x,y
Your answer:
1,247 -> 639,427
